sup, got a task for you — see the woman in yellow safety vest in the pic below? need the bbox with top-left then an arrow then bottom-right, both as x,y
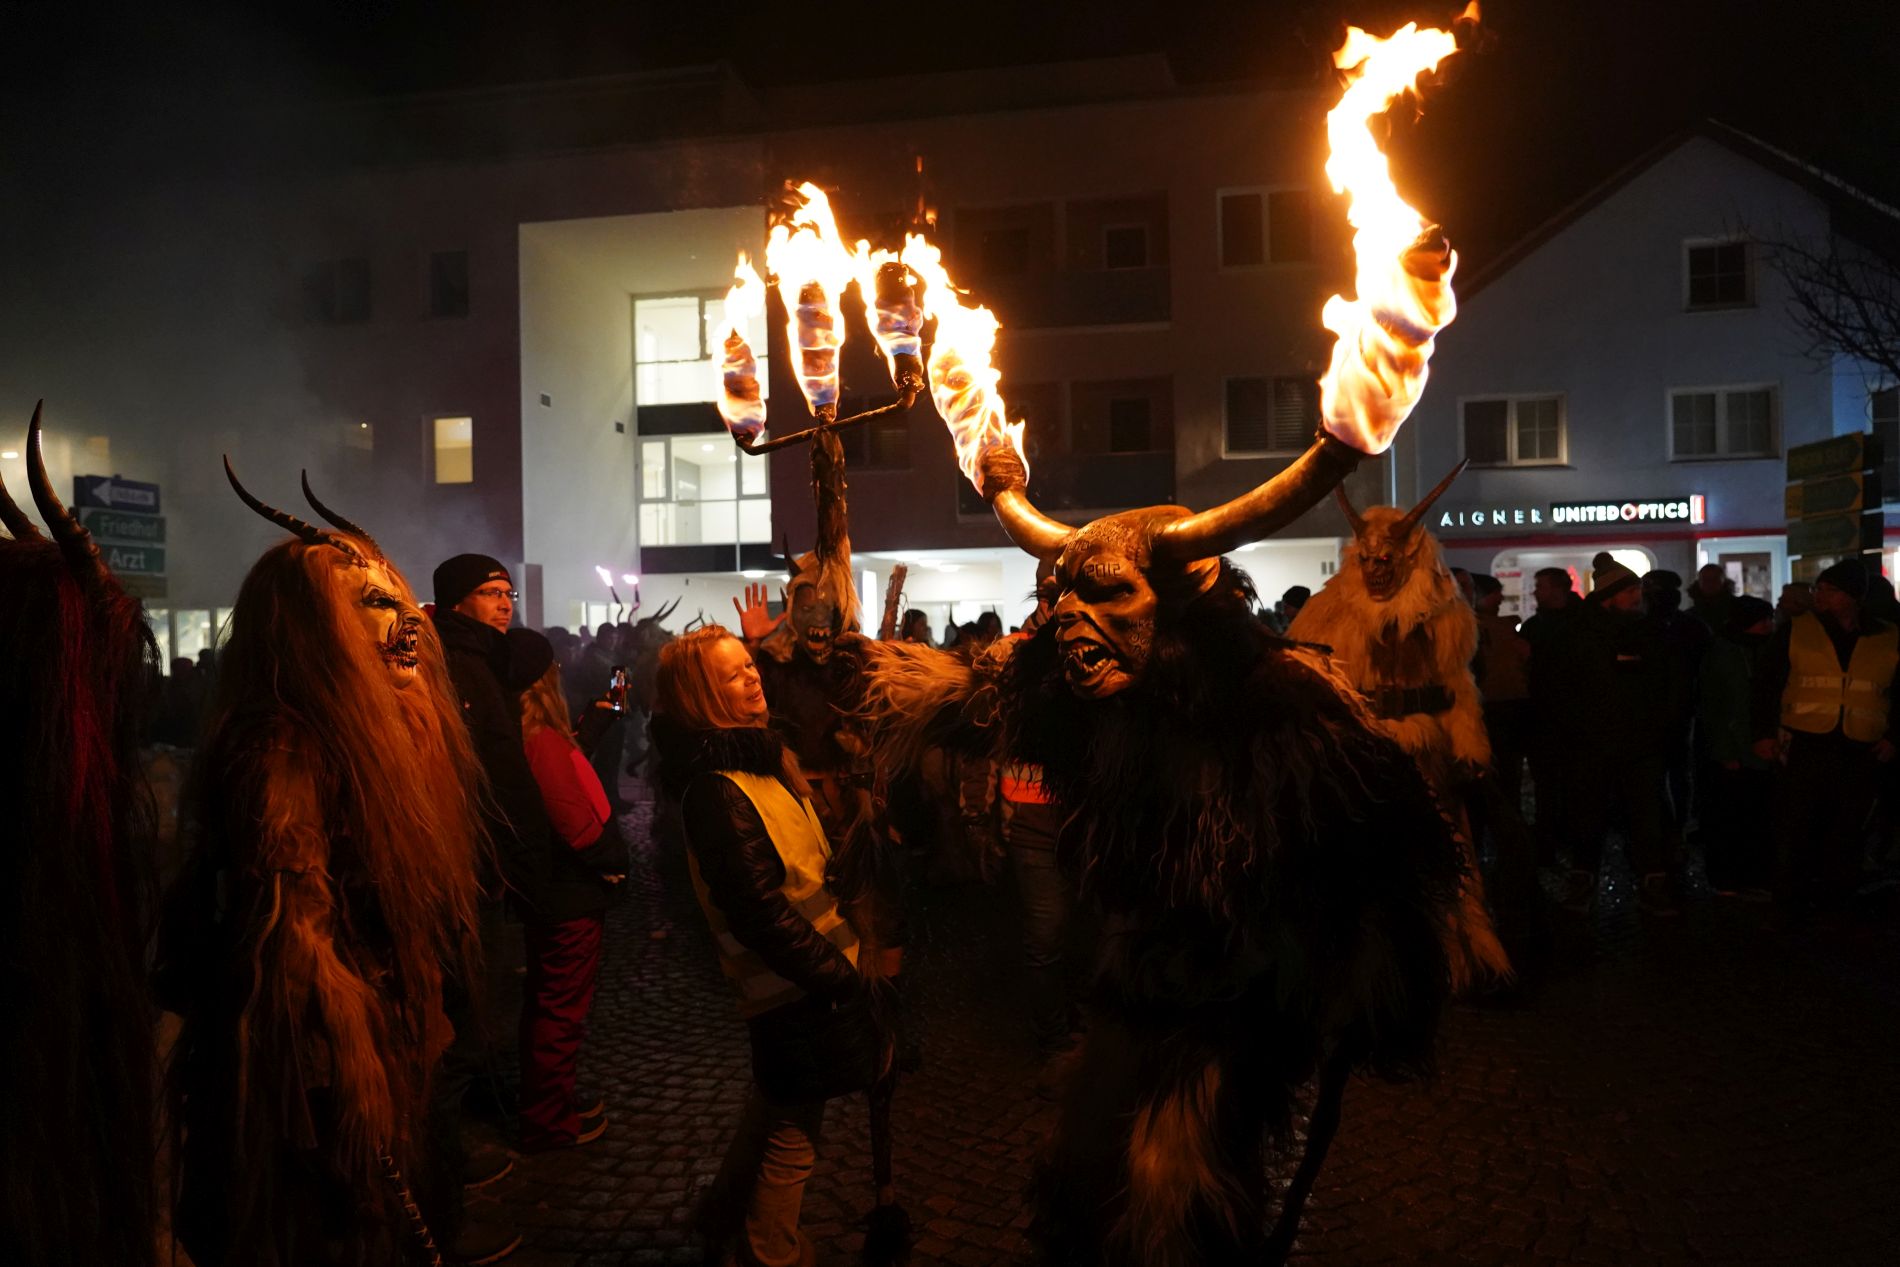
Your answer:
651,626 -> 873,1267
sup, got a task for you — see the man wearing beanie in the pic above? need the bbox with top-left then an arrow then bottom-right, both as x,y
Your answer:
1753,556 -> 1898,921
425,554 -> 552,1264
1540,552 -> 1682,916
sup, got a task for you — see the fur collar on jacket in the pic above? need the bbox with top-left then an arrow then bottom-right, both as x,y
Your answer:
649,715 -> 785,798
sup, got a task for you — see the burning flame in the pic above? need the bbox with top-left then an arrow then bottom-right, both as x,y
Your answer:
766,183 -> 857,416
1317,6 -> 1473,455
621,573 -> 639,586
594,566 -> 614,587
903,236 -> 1028,491
717,254 -> 768,444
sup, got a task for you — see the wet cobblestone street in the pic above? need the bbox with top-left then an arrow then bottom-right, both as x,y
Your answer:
469,783 -> 1900,1266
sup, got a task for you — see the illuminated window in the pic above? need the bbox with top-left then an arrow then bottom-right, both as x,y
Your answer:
1669,386 -> 1776,459
1462,395 -> 1566,467
432,416 -> 474,483
633,293 -> 769,407
634,435 -> 769,545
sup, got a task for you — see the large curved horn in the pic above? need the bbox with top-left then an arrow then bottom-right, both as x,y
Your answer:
1334,485 -> 1366,537
0,413 -> 41,540
978,445 -> 1074,560
27,402 -> 110,587
300,469 -> 384,557
225,456 -> 362,561
1153,434 -> 1362,564
1395,459 -> 1469,536
656,596 -> 682,624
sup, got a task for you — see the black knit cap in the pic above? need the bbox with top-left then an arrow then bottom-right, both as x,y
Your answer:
433,553 -> 511,609
504,628 -> 555,693
1816,557 -> 1871,602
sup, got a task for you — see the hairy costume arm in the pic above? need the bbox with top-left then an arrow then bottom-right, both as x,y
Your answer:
681,774 -> 862,1003
236,741 -> 400,1171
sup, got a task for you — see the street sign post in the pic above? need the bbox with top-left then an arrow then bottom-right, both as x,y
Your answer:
1785,434 -> 1882,565
78,506 -> 166,544
72,474 -> 162,514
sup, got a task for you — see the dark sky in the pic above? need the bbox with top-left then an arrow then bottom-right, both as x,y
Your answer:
8,0 -> 1900,265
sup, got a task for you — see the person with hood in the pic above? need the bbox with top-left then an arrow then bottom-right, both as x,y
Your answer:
506,629 -> 625,1151
1754,557 -> 1898,918
1698,595 -> 1776,896
1544,554 -> 1682,916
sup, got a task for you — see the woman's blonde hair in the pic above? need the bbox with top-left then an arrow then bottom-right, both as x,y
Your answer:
521,661 -> 576,745
654,626 -> 766,732
654,625 -> 808,795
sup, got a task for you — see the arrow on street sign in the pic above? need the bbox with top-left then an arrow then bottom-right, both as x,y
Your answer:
72,474 -> 161,514
1785,472 -> 1879,519
1785,433 -> 1878,483
1787,511 -> 1881,558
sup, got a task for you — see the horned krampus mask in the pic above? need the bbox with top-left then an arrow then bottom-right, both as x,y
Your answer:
981,437 -> 1362,699
1333,461 -> 1466,602
224,461 -> 424,686
784,550 -> 843,664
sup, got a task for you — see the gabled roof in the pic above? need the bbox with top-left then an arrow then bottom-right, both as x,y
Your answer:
1457,120 -> 1900,300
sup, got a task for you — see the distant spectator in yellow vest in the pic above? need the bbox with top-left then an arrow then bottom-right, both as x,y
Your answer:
1753,557 -> 1898,918
651,626 -> 873,1267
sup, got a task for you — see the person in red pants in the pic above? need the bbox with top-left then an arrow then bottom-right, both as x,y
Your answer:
508,630 -> 628,1151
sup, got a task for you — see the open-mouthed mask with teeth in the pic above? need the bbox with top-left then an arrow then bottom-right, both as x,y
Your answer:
1051,526 -> 1158,700
788,580 -> 840,665
355,564 -> 424,687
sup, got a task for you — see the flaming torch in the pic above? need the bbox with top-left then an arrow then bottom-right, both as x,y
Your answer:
768,182 -> 855,424
594,564 -> 623,620
1316,7 -> 1473,455
903,236 -> 1028,496
716,255 -> 768,447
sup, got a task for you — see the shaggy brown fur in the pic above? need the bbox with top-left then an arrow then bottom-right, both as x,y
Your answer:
160,535 -> 485,1266
1288,509 -> 1509,989
851,569 -> 1461,1264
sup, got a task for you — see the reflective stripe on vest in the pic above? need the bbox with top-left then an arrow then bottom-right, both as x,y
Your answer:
1781,612 -> 1899,742
686,768 -> 859,1017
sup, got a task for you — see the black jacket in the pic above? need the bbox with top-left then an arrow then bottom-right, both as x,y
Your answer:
435,608 -> 554,913
652,718 -> 860,1006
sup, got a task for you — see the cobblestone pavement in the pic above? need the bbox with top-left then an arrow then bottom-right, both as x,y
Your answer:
468,781 -> 1900,1266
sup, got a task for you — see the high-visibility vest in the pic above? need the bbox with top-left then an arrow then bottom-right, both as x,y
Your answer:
1781,612 -> 1899,742
685,769 -> 859,1017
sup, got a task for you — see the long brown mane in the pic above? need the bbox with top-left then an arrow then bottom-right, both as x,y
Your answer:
165,535 -> 484,1255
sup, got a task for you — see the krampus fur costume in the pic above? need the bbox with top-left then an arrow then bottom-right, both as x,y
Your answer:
0,407 -> 160,1267
158,468 -> 484,1266
1287,465 -> 1510,988
852,431 -> 1467,1265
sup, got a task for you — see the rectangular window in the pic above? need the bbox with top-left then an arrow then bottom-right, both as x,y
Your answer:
304,257 -> 371,324
428,250 -> 469,318
1669,386 -> 1777,459
1219,189 -> 1312,267
432,416 -> 473,483
634,293 -> 768,408
1107,397 -> 1152,453
1462,395 -> 1566,467
1219,193 -> 1265,267
1103,224 -> 1148,270
634,435 -> 771,546
1686,240 -> 1752,309
1874,386 -> 1899,499
1224,376 -> 1317,455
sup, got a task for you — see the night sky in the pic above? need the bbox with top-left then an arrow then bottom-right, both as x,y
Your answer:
7,0 -> 1900,269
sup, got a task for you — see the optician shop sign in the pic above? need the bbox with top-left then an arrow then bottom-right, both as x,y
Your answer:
1437,494 -> 1707,532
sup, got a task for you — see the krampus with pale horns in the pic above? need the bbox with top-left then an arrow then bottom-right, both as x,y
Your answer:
1287,461 -> 1510,988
